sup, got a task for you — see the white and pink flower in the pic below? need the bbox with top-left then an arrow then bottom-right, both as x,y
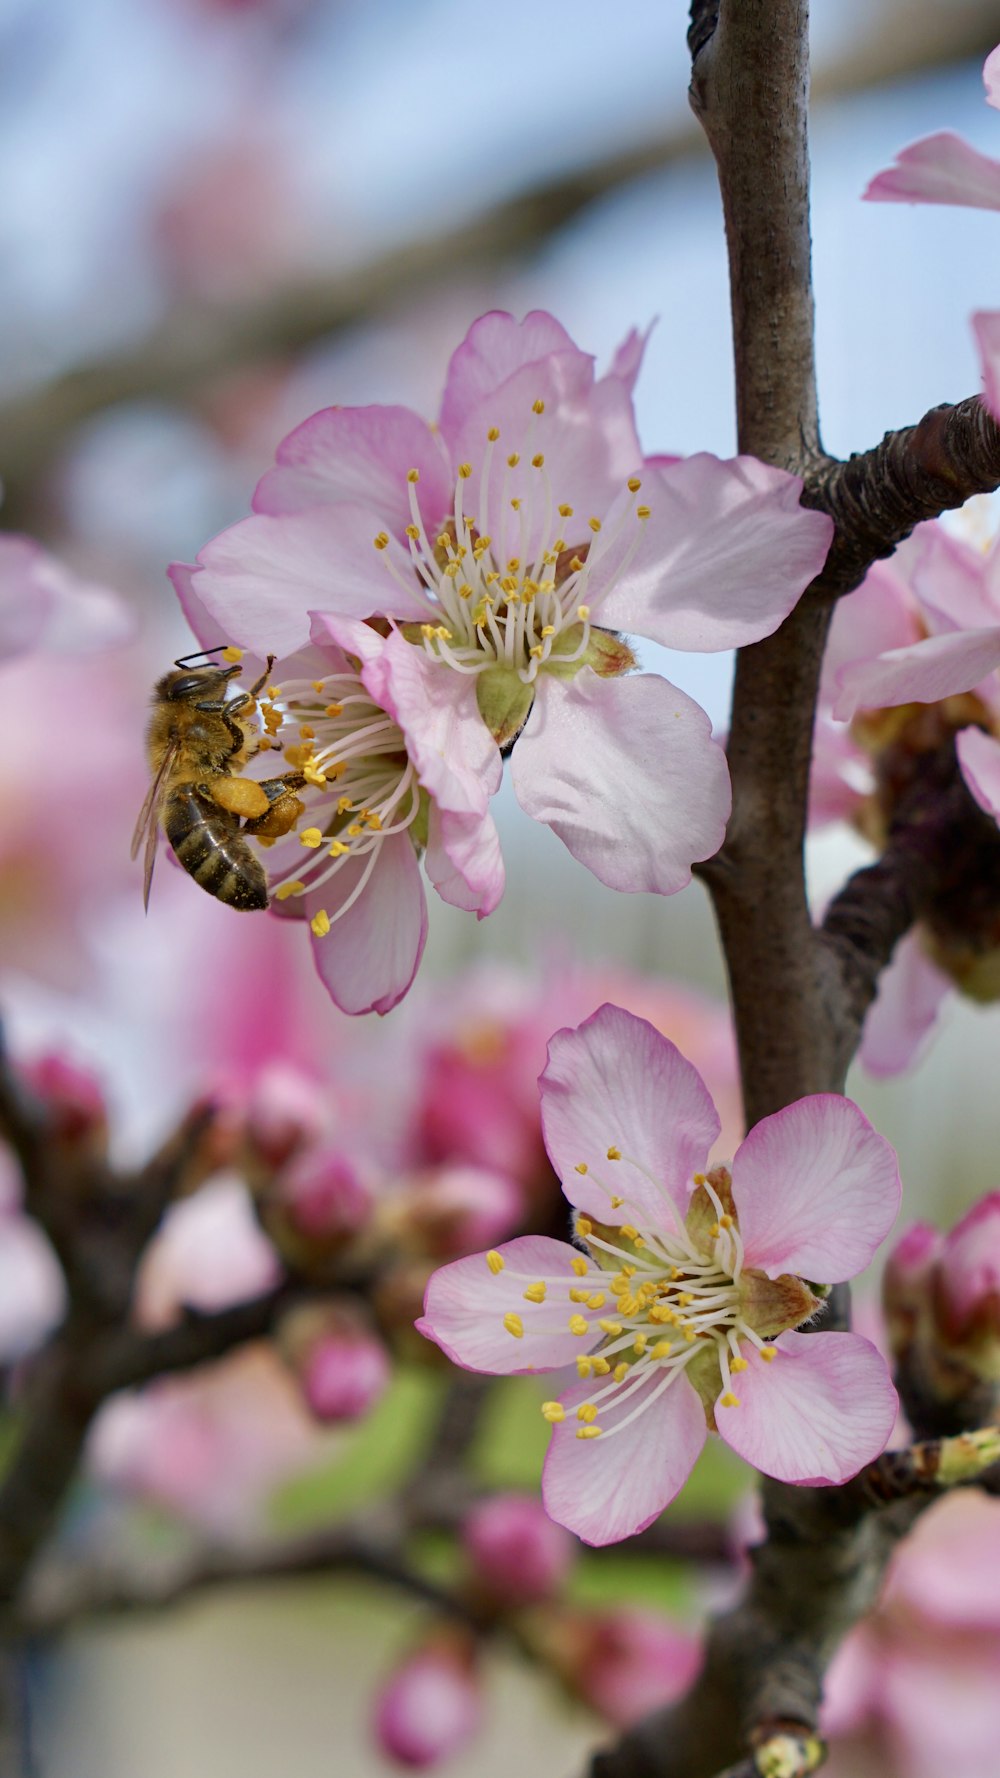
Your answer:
171,311 -> 832,1007
417,1004 -> 900,1546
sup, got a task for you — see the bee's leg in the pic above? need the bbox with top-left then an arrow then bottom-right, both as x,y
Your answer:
241,772 -> 308,840
207,777 -> 272,819
245,654 -> 277,700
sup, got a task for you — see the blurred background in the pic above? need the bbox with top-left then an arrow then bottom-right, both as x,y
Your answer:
2,0 -> 1000,1773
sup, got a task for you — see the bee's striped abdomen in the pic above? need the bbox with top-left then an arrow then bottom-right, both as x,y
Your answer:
163,785 -> 268,911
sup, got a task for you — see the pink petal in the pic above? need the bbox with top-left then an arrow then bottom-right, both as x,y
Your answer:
541,1371 -> 706,1545
808,713 -> 871,829
860,930 -> 952,1078
591,455 -> 833,651
832,625 -> 1000,720
539,1002 -> 720,1230
912,523 -> 1000,635
820,560 -> 922,702
957,723 -> 1000,818
888,1491 -> 1000,1629
973,310 -> 1000,423
731,1095 -> 900,1283
416,1234 -> 604,1375
426,805 -> 506,916
306,830 -> 427,1016
882,1643 -> 1000,1778
987,45 -> 1000,111
511,671 -> 731,896
375,630 -> 501,816
607,322 -> 655,394
253,405 -> 451,524
191,506 -> 431,658
169,560 -> 218,649
863,133 -> 1000,212
438,310 -> 585,445
0,537 -> 51,660
717,1332 -> 897,1484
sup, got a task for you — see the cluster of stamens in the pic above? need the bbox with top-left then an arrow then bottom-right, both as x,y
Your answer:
373,402 -> 651,684
488,1159 -> 778,1442
257,671 -> 419,936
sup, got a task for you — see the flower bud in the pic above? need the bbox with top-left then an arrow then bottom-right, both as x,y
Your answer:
383,1165 -> 524,1259
462,1493 -> 574,1606
301,1327 -> 390,1424
21,1052 -> 107,1153
243,1064 -> 330,1172
373,1641 -> 483,1769
570,1609 -> 702,1728
257,1144 -> 373,1275
883,1222 -> 944,1356
935,1194 -> 1000,1355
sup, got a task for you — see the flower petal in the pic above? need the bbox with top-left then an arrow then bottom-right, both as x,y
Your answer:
426,805 -> 506,916
987,45 -> 1000,111
305,830 -> 427,1016
912,523 -> 1000,636
731,1095 -> 901,1282
590,455 -> 833,651
973,309 -> 1000,424
539,1002 -> 720,1229
863,133 -> 1000,212
542,1370 -> 706,1545
832,625 -> 1000,721
416,1235 -> 604,1375
606,322 -> 656,395
253,404 -> 451,528
716,1332 -> 897,1484
860,930 -> 952,1078
374,631 -> 502,816
957,723 -> 1000,819
438,310 -> 586,444
820,559 -> 923,702
191,506 -> 432,658
511,671 -> 730,896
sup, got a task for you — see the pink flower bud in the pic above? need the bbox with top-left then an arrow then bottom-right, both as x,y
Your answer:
936,1193 -> 1000,1345
243,1065 -> 329,1171
21,1052 -> 107,1148
374,1645 -> 483,1769
462,1493 -> 574,1605
883,1222 -> 943,1355
282,1145 -> 372,1241
388,1166 -> 524,1259
574,1610 -> 702,1728
301,1328 -> 390,1424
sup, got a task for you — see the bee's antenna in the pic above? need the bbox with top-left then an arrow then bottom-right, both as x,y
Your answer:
173,645 -> 230,669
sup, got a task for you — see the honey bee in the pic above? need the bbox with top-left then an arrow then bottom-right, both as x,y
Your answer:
132,648 -> 306,911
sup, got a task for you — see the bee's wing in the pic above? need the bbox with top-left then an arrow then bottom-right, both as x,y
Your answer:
131,746 -> 178,910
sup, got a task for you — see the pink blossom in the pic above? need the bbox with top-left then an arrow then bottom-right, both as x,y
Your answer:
863,46 -> 1000,212
299,1326 -> 390,1424
135,1176 -> 281,1330
174,310 -> 832,935
936,1193 -> 1000,1343
0,1153 -> 65,1361
0,536 -> 131,666
462,1493 -> 574,1605
884,1195 -> 1000,1375
571,1609 -> 703,1728
20,1052 -> 107,1150
975,309 -> 1000,422
417,1004 -> 900,1545
823,1490 -> 1000,1778
383,1164 -> 525,1258
374,1644 -> 483,1770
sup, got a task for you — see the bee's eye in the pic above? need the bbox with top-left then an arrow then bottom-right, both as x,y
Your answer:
169,673 -> 208,699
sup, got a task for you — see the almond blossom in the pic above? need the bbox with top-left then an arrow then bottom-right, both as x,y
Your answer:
173,310 -> 832,903
417,1004 -> 900,1546
0,534 -> 132,665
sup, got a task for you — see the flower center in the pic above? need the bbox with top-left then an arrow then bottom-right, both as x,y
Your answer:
258,668 -> 421,933
373,403 -> 650,686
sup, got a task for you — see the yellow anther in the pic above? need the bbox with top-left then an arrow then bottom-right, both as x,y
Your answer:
407,468 -> 420,483
373,532 -> 389,550
503,1312 -> 524,1339
576,1425 -> 603,1440
541,1401 -> 565,1422
510,497 -> 522,510
633,1335 -> 648,1355
532,398 -> 545,414
591,1356 -> 611,1376
577,1403 -> 598,1423
569,1288 -> 591,1304
761,1346 -> 778,1363
442,562 -> 460,580
459,584 -> 472,598
328,840 -> 350,857
266,686 -> 281,701
627,477 -> 642,493
366,812 -> 383,831
405,524 -> 421,541
487,427 -> 500,442
523,1282 -> 547,1304
619,1225 -> 640,1241
637,505 -> 651,520
651,1340 -> 672,1359
310,910 -> 331,938
532,453 -> 544,468
303,765 -> 328,787
587,1293 -> 606,1310
719,1392 -> 740,1409
619,1296 -> 639,1317
649,1305 -> 675,1325
678,1293 -> 695,1307
577,603 -> 590,619
221,645 -> 244,663
486,1251 -> 504,1275
569,1314 -> 590,1337
692,1173 -> 706,1185
274,880 -> 304,901
683,1326 -> 698,1343
436,532 -> 451,549
299,828 -> 323,849
507,453 -> 520,468
458,463 -> 473,479
599,1319 -> 623,1338
540,624 -> 556,637
588,516 -> 602,533
347,823 -> 363,838
529,644 -> 544,659
257,737 -> 273,752
558,503 -> 573,517
337,796 -> 354,813
610,1195 -> 624,1210
607,1146 -> 622,1162
731,1356 -> 748,1373
576,1357 -> 593,1379
614,1362 -> 629,1383
720,1214 -> 734,1229
571,1257 -> 589,1277
576,1218 -> 593,1237
709,1222 -> 721,1239
298,723 -> 316,740
311,680 -> 326,693
574,1162 -> 588,1175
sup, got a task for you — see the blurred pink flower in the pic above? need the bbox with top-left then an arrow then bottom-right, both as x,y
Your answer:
0,1152 -> 65,1361
0,536 -> 131,666
135,1175 -> 281,1330
299,1325 -> 390,1424
863,47 -> 1000,211
462,1492 -> 575,1606
419,1004 -> 900,1545
572,1608 -> 702,1728
374,1643 -> 484,1770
